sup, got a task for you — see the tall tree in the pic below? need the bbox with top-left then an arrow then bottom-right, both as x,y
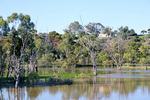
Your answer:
0,17 -> 10,76
78,22 -> 104,75
105,33 -> 127,70
7,13 -> 35,88
30,33 -> 48,72
123,41 -> 141,66
141,30 -> 147,35
59,33 -> 81,70
102,27 -> 112,36
139,45 -> 150,70
64,21 -> 83,35
147,28 -> 150,34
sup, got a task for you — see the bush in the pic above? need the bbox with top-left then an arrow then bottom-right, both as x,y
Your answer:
61,62 -> 69,69
28,72 -> 39,82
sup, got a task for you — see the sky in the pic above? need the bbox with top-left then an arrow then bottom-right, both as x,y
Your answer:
0,0 -> 150,34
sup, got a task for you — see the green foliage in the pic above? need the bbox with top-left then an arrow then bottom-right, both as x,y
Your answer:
45,53 -> 55,63
28,72 -> 39,81
102,27 -> 112,36
61,62 -> 69,69
140,45 -> 149,57
38,53 -> 55,67
117,26 -> 136,39
0,17 -> 10,36
115,53 -> 119,58
123,53 -> 132,62
49,31 -> 62,42
141,30 -> 147,34
124,41 -> 141,64
98,51 -> 114,66
64,21 -> 83,35
59,32 -> 81,67
78,31 -> 86,38
139,58 -> 148,65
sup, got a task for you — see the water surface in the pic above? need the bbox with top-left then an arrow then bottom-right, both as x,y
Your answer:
1,68 -> 150,100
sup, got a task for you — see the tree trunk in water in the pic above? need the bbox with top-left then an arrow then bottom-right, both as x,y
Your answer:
15,61 -> 21,88
15,75 -> 19,88
145,64 -> 147,70
9,66 -> 13,77
21,51 -> 25,74
7,55 -> 11,78
91,56 -> 97,75
30,56 -> 34,72
117,63 -> 121,70
53,63 -> 55,74
35,57 -> 38,72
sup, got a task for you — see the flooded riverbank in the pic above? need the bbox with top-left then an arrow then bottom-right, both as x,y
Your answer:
1,68 -> 150,100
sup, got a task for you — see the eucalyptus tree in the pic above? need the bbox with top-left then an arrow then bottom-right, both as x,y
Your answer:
0,16 -> 10,37
30,33 -> 48,72
59,32 -> 81,70
105,32 -> 127,70
64,21 -> 83,35
78,22 -> 104,75
141,30 -> 147,35
117,26 -> 136,39
44,53 -> 56,73
65,21 -> 104,75
102,27 -> 112,36
148,28 -> 150,34
0,16 -> 10,76
98,51 -> 114,67
2,38 -> 13,78
7,13 -> 35,88
139,45 -> 150,70
123,41 -> 141,66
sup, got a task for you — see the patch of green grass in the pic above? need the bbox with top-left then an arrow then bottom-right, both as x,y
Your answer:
0,73 -> 95,84
120,66 -> 150,70
38,73 -> 95,79
57,73 -> 80,78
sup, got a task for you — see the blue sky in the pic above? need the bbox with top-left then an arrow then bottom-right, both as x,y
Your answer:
0,0 -> 150,34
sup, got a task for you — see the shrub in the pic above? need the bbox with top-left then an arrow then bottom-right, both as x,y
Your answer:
61,62 -> 69,69
28,72 -> 39,82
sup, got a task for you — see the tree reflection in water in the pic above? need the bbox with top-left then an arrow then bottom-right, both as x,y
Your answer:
1,69 -> 150,100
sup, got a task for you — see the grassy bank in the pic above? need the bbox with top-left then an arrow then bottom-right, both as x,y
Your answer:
0,72 -> 95,87
121,66 -> 150,70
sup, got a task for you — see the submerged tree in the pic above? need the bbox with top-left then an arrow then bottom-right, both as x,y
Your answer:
105,34 -> 127,70
59,32 -> 81,71
78,22 -> 104,75
7,13 -> 35,88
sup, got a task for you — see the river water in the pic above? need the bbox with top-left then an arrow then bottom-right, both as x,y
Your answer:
1,68 -> 150,100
